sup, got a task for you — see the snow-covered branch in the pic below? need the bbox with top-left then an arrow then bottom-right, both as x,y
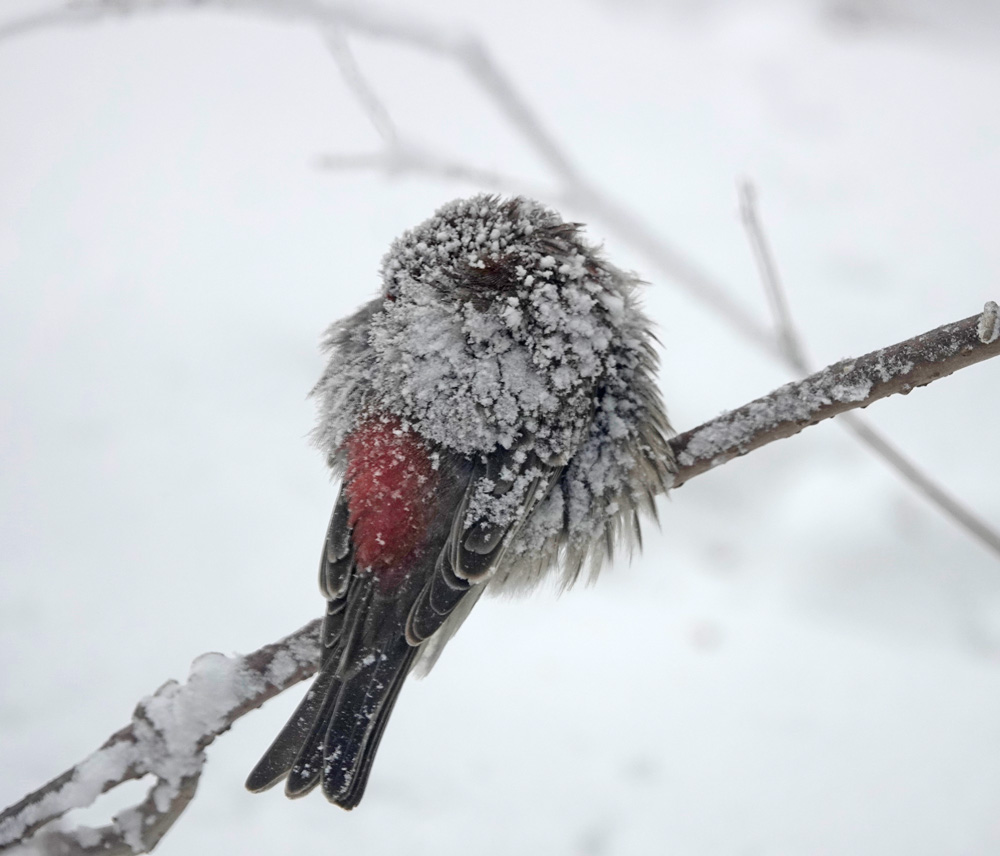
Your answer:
0,622 -> 321,855
670,302 -> 1000,487
2,302 -> 997,855
736,183 -> 1000,553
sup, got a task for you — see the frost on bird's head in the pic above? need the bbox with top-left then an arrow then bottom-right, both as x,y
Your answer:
312,194 -> 674,589
379,195 -> 594,300
361,195 -> 634,460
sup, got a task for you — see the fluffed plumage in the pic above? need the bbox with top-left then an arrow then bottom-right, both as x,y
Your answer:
246,195 -> 674,808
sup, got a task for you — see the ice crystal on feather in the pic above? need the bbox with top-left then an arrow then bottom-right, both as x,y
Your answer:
311,195 -> 673,591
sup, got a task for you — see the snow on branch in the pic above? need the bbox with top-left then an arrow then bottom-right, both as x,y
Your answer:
2,303 -> 997,855
737,183 -> 1000,555
670,302 -> 1000,486
0,623 -> 321,855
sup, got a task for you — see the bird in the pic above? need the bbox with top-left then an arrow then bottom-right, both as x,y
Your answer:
245,194 -> 674,809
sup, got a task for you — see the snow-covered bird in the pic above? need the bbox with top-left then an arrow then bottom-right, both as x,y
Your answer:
245,195 -> 674,808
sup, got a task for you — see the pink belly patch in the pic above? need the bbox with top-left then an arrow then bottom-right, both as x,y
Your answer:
343,415 -> 439,591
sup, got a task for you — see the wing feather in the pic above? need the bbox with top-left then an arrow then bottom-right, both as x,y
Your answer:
319,489 -> 353,600
406,448 -> 561,644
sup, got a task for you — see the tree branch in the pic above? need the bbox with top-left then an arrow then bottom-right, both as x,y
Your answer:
0,622 -> 321,855
737,182 -> 1000,555
670,302 -> 1000,487
0,0 -> 775,354
2,303 -> 997,854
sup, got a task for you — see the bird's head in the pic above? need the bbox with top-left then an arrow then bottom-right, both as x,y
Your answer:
369,195 -> 635,458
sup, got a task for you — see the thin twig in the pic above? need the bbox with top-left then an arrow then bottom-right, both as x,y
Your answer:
738,180 -> 810,370
3,303 -> 998,854
314,148 -> 560,201
321,24 -> 399,148
454,37 -> 584,187
0,0 -> 777,354
837,412 -> 1000,555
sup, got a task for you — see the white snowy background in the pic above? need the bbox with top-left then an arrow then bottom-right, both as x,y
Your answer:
2,0 -> 1000,853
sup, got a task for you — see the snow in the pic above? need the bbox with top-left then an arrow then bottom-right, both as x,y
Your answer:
979,300 -> 1000,345
264,648 -> 301,687
116,806 -> 146,854
75,825 -> 103,848
829,377 -> 873,401
0,640 -> 320,852
678,368 -> 873,467
2,1 -> 1000,854
138,653 -> 259,770
0,739 -> 134,847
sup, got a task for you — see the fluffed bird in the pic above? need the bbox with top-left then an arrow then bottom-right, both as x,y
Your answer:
246,194 -> 674,809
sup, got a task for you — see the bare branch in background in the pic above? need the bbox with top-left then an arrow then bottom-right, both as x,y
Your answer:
3,303 -> 998,854
321,23 -> 399,148
738,180 -> 810,371
834,411 -> 1000,555
314,148 -> 557,203
9,0 -> 977,556
0,0 -> 776,355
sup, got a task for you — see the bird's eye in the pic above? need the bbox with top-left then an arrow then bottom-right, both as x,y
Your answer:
464,255 -> 517,294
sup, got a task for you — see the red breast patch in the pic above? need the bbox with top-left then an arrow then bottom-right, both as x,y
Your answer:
343,415 -> 439,591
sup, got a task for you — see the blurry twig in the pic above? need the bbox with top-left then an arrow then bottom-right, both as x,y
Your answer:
321,23 -> 399,148
0,0 -> 777,357
3,302 -> 999,853
738,181 -> 810,370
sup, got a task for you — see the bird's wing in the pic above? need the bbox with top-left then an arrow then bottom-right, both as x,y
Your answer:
317,488 -> 357,655
322,437 -> 562,653
405,444 -> 562,645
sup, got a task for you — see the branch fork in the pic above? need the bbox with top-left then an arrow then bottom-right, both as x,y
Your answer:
1,624 -> 321,855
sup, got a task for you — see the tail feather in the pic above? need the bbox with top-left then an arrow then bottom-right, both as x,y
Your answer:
245,664 -> 339,794
320,641 -> 417,808
284,668 -> 345,797
246,637 -> 417,809
247,446 -> 486,809
339,654 -> 413,808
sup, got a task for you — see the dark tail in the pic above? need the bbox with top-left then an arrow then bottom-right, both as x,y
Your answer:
245,639 -> 417,809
